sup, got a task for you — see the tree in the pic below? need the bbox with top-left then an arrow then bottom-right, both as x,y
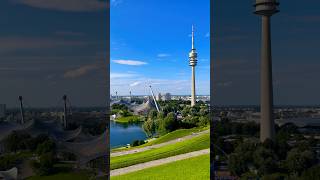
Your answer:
253,146 -> 278,175
142,118 -> 156,137
198,115 -> 209,126
36,139 -> 56,156
4,131 -> 31,152
158,112 -> 177,134
148,110 -> 158,119
284,148 -> 316,176
228,153 -> 248,176
32,152 -> 55,176
300,165 -> 320,180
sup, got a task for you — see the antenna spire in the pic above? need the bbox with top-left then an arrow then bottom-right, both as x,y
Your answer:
192,25 -> 195,49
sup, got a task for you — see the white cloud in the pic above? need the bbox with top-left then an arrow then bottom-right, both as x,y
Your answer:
11,0 -> 107,12
130,81 -> 141,87
112,60 -> 147,66
157,53 -> 171,58
63,64 -> 99,79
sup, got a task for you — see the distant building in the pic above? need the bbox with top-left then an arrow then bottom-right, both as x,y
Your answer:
0,104 -> 6,119
156,93 -> 162,101
163,93 -> 172,101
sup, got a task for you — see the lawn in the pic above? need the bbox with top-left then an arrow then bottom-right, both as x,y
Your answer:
111,132 -> 209,170
111,154 -> 210,180
115,115 -> 143,123
111,126 -> 209,152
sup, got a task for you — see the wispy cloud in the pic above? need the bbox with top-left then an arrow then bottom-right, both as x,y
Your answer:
11,0 -> 107,12
110,72 -> 138,79
157,53 -> 171,58
112,60 -> 147,66
63,64 -> 99,79
130,81 -> 141,87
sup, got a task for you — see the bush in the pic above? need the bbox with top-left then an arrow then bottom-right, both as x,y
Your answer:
32,152 -> 56,176
0,154 -> 18,171
36,139 -> 56,156
131,140 -> 145,147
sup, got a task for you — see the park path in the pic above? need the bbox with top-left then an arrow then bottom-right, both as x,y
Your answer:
110,148 -> 209,176
111,129 -> 209,157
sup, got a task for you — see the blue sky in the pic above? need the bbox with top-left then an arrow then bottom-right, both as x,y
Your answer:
110,0 -> 210,96
0,0 -> 107,107
213,0 -> 320,105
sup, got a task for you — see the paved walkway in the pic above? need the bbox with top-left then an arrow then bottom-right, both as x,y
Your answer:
111,129 -> 209,157
110,148 -> 209,176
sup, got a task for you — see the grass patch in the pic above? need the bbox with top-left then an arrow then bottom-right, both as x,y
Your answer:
115,115 -> 143,123
111,154 -> 210,180
111,132 -> 209,170
111,126 -> 209,152
143,126 -> 209,147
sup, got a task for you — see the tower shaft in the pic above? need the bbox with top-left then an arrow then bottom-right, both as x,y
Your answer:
191,66 -> 196,106
260,15 -> 275,142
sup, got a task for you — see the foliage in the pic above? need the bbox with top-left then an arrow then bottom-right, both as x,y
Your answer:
36,139 -> 56,156
32,152 -> 56,176
131,140 -> 145,147
300,165 -> 320,180
283,148 -> 316,176
0,154 -> 19,171
4,131 -> 31,152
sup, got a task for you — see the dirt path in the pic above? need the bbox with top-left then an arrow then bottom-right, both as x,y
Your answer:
111,129 -> 209,157
110,148 -> 209,176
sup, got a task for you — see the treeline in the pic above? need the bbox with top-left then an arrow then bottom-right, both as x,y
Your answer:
1,131 -> 56,175
143,103 -> 209,137
212,119 -> 320,179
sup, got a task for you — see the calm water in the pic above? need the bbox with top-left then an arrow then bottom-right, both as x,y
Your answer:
110,121 -> 147,148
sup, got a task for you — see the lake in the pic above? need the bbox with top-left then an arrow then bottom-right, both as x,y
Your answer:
110,121 -> 147,148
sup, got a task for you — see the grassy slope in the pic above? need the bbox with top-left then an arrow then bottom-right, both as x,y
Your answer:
115,115 -> 143,123
111,132 -> 209,170
111,126 -> 209,152
143,126 -> 209,146
111,154 -> 210,180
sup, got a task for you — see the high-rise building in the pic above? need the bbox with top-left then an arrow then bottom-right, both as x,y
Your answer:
254,0 -> 279,142
189,25 -> 198,106
157,93 -> 162,101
